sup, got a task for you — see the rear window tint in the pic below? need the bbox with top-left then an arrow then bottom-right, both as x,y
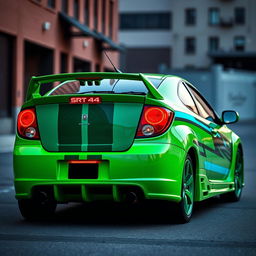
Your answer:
41,79 -> 149,96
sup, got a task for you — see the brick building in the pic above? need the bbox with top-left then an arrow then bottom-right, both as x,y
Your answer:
0,0 -> 121,134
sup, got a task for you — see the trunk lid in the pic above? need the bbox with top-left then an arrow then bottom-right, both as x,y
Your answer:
36,96 -> 144,152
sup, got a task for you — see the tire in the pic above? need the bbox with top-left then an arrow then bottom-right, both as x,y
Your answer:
174,155 -> 195,223
18,193 -> 57,220
221,148 -> 244,202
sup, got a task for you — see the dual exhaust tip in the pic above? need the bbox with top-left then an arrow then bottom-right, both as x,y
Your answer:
34,188 -> 141,205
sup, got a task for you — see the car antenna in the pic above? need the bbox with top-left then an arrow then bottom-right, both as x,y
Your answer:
103,51 -> 122,73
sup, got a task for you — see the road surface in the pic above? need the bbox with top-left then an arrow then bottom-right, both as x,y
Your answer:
0,122 -> 255,255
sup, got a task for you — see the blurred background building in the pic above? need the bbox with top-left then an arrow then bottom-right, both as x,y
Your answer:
119,0 -> 256,120
119,0 -> 256,72
0,0 -> 256,141
0,0 -> 122,134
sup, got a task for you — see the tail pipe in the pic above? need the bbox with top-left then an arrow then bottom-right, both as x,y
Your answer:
125,191 -> 139,204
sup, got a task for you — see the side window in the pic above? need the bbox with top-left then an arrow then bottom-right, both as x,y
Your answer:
178,82 -> 198,114
186,84 -> 216,122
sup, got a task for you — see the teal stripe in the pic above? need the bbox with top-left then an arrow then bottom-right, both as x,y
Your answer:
175,111 -> 211,133
204,161 -> 229,175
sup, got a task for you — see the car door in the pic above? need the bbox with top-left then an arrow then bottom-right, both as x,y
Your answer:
177,82 -> 215,175
185,83 -> 232,181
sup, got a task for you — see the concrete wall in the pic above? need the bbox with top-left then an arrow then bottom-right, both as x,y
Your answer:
215,66 -> 256,120
162,65 -> 256,121
120,0 -> 256,70
119,0 -> 172,48
171,0 -> 256,69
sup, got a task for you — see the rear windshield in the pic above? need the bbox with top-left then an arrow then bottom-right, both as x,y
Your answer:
44,79 -> 149,96
147,77 -> 164,88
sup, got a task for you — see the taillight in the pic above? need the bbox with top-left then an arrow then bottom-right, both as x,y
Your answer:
17,108 -> 40,139
136,106 -> 174,138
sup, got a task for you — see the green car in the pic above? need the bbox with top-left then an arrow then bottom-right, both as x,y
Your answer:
13,72 -> 244,223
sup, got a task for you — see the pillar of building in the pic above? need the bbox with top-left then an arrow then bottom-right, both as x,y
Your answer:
54,49 -> 60,74
79,0 -> 84,23
68,0 -> 74,17
88,0 -> 94,29
113,0 -> 118,42
105,0 -> 110,37
13,35 -> 24,125
67,53 -> 73,73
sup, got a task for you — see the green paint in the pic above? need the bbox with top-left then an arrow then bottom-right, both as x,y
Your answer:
13,71 -> 243,222
36,104 -> 59,151
88,103 -> 114,151
58,104 -> 82,151
112,103 -> 143,151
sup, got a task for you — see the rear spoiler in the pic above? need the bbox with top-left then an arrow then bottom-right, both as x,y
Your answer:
26,72 -> 164,101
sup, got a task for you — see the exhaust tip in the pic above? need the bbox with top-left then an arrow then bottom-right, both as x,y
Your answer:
125,191 -> 139,204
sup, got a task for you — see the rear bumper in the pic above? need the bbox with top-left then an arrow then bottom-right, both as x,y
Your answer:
13,141 -> 186,203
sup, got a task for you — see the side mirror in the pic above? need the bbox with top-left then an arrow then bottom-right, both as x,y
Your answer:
222,110 -> 239,124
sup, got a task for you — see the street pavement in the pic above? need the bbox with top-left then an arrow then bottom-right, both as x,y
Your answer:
0,122 -> 255,255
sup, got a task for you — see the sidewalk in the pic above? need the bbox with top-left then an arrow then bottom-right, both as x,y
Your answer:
0,135 -> 15,153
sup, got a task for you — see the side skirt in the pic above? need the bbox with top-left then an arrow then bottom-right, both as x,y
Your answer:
194,172 -> 235,201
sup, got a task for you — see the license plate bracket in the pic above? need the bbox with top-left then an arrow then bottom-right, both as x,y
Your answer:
68,163 -> 98,179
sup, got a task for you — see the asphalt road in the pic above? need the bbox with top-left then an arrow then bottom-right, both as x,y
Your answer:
0,122 -> 255,256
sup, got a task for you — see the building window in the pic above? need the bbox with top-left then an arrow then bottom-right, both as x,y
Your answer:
0,33 -> 13,119
209,8 -> 220,25
94,0 -> 98,30
47,0 -> 55,8
74,0 -> 79,19
61,0 -> 68,13
96,64 -> 101,72
74,58 -> 91,72
120,13 -> 171,30
185,8 -> 196,26
209,37 -> 219,52
234,36 -> 245,51
60,53 -> 68,73
109,1 -> 113,38
235,7 -> 245,25
84,0 -> 89,25
102,0 -> 106,34
185,37 -> 196,54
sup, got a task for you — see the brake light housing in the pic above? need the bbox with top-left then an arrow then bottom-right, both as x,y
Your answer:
136,106 -> 174,138
17,108 -> 40,139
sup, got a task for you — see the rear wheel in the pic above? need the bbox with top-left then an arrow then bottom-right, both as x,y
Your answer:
18,192 -> 57,220
174,155 -> 194,223
221,148 -> 243,202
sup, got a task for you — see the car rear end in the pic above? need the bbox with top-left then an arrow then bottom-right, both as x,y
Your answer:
13,73 -> 184,206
